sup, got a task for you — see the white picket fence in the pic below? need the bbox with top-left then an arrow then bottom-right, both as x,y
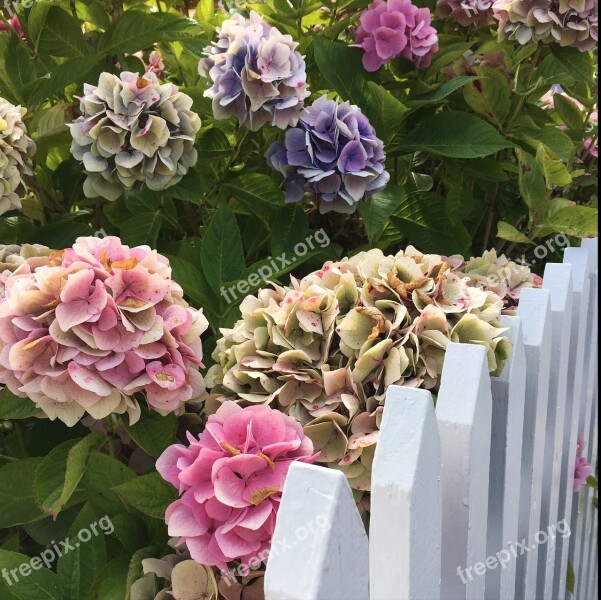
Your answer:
263,238 -> 598,600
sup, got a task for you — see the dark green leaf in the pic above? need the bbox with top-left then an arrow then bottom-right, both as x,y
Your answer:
122,409 -> 177,459
358,184 -> 407,242
36,7 -> 88,58
270,204 -> 309,256
0,549 -> 60,600
0,458 -> 45,528
120,212 -> 162,247
112,473 -> 177,519
0,388 -> 44,420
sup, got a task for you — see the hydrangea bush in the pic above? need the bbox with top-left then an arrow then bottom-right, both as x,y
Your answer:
0,0 -> 597,599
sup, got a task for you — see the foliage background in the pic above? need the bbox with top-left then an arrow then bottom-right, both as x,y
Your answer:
0,0 -> 598,597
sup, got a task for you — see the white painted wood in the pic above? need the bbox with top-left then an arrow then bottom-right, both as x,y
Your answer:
436,343 -> 492,600
370,386 -> 442,600
264,462 -> 369,600
556,246 -> 594,600
485,316 -> 526,600
536,264 -> 573,600
515,288 -> 552,600
574,239 -> 598,598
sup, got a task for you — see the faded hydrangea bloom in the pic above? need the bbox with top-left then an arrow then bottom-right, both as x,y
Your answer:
266,95 -> 389,213
493,0 -> 598,51
206,247 -> 513,495
0,97 -> 36,215
454,249 -> 540,313
0,236 -> 208,426
437,0 -> 496,27
69,72 -> 201,201
199,11 -> 309,131
353,0 -> 439,71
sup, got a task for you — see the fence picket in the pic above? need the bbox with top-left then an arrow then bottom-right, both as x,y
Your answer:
486,315 -> 526,600
370,386 -> 442,600
535,264 -> 574,599
264,462 -> 369,600
555,246 -> 594,599
515,288 -> 552,599
436,343 -> 492,600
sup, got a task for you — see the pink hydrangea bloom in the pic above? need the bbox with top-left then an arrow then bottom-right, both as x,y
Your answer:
0,236 -> 208,426
0,16 -> 27,43
354,0 -> 439,71
157,402 -> 318,570
573,434 -> 593,492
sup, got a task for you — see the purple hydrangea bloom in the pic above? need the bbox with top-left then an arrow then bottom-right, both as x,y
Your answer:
353,0 -> 439,71
493,0 -> 598,51
266,95 -> 389,214
437,0 -> 496,27
198,11 -> 309,131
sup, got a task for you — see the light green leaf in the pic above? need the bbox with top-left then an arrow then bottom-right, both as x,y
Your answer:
463,66 -> 511,125
553,93 -> 585,132
34,433 -> 105,518
112,473 -> 177,520
517,149 -> 547,214
547,206 -> 598,238
122,409 -> 177,459
536,145 -> 572,187
566,561 -> 575,594
0,388 -> 44,420
358,183 -> 407,242
0,458 -> 45,528
392,112 -> 514,158
496,221 -> 533,244
201,202 -> 245,293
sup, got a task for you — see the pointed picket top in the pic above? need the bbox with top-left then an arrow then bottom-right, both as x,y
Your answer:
486,315 -> 526,600
264,462 -> 369,600
515,287 -> 552,600
436,342 -> 492,600
370,386 -> 442,600
536,264 -> 573,600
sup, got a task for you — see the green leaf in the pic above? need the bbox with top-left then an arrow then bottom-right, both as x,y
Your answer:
99,11 -> 201,55
57,503 -> 107,600
223,173 -> 284,228
550,45 -> 594,83
200,202 -> 245,292
122,409 -> 177,459
392,112 -> 514,158
195,0 -> 216,29
566,561 -> 575,594
547,206 -> 598,238
111,473 -> 177,520
358,184 -> 407,242
0,549 -> 60,600
0,388 -> 44,419
553,93 -> 585,132
463,66 -> 511,125
389,193 -> 472,255
0,458 -> 45,528
94,558 -> 127,600
362,82 -> 409,142
84,452 -> 136,516
496,221 -> 533,244
312,34 -> 367,104
444,186 -> 475,226
34,433 -> 105,518
270,204 -> 310,256
36,7 -> 88,58
196,128 -> 232,160
517,149 -> 547,214
125,547 -> 156,600
120,212 -> 162,247
407,76 -> 478,105
5,34 -> 36,91
536,145 -> 572,188
164,254 -> 218,309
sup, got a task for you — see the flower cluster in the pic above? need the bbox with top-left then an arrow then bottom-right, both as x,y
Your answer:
266,96 -> 389,213
453,249 -> 542,313
199,11 -> 309,131
573,435 -> 593,492
437,0 -> 496,27
132,50 -> 166,79
207,247 -> 518,494
493,0 -> 598,51
69,72 -> 201,202
157,402 -> 318,569
0,97 -> 36,216
353,0 -> 439,71
0,236 -> 208,426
